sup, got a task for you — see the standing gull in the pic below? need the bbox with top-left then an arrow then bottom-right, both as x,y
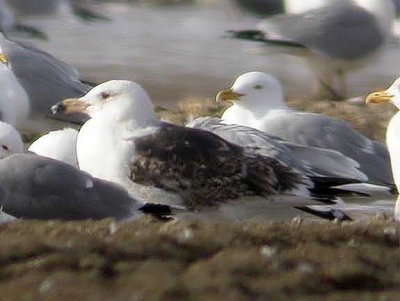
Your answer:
366,77 -> 400,221
216,72 -> 393,186
228,0 -> 395,98
51,80 -> 348,212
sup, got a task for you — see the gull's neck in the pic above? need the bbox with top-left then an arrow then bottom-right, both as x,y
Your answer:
222,91 -> 289,128
386,111 -> 400,221
235,92 -> 289,118
386,112 -> 400,190
77,115 -> 159,183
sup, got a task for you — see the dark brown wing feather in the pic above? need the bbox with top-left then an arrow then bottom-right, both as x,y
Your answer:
130,123 -> 305,208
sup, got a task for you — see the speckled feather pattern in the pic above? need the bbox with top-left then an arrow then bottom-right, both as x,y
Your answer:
130,123 -> 305,208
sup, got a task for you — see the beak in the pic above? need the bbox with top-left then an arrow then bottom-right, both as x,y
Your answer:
0,53 -> 8,65
216,88 -> 244,102
365,90 -> 393,104
51,98 -> 89,114
50,98 -> 90,125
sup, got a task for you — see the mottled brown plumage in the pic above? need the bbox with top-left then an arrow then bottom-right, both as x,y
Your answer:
130,122 -> 306,209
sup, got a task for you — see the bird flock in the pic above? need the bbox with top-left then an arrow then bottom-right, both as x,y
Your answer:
0,0 -> 399,223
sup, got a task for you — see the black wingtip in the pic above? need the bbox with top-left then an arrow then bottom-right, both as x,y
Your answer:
226,29 -> 306,48
139,203 -> 174,221
12,24 -> 48,40
295,206 -> 352,222
225,29 -> 268,41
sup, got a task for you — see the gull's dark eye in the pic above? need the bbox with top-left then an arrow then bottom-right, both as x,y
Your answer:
254,85 -> 263,90
1,145 -> 9,151
100,92 -> 111,100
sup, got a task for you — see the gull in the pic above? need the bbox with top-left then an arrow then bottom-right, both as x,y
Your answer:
0,121 -> 171,220
0,153 -> 171,221
0,33 -> 90,130
51,79 -> 352,220
0,0 -> 47,39
366,77 -> 400,221
28,128 -> 79,167
216,71 -> 394,186
187,117 -> 368,184
0,121 -> 23,158
6,0 -> 110,22
228,0 -> 395,99
0,50 -> 30,129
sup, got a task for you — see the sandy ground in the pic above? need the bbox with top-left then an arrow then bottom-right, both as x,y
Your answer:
0,218 -> 399,301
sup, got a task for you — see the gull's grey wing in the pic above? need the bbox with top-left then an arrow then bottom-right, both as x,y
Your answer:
258,4 -> 384,60
260,112 -> 393,185
0,35 -> 90,114
187,117 -> 304,170
187,117 -> 367,182
0,154 -> 141,220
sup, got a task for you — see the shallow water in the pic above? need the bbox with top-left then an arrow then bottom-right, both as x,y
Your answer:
13,1 -> 399,220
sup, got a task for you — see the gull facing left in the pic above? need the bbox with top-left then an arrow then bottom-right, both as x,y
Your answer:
52,80 -> 348,213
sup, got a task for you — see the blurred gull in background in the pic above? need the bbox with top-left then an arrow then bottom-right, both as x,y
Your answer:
0,52 -> 30,129
0,33 -> 90,131
231,0 -> 284,16
5,0 -> 110,22
0,0 -> 47,39
228,0 -> 395,99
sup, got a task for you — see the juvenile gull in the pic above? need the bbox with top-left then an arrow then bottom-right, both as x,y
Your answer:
366,77 -> 400,221
228,0 -> 395,98
28,128 -> 79,167
216,72 -> 393,186
51,80 -> 348,212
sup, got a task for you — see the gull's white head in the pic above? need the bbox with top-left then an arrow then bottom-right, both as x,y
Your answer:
366,77 -> 400,109
0,122 -> 23,159
55,80 -> 157,126
216,72 -> 285,111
